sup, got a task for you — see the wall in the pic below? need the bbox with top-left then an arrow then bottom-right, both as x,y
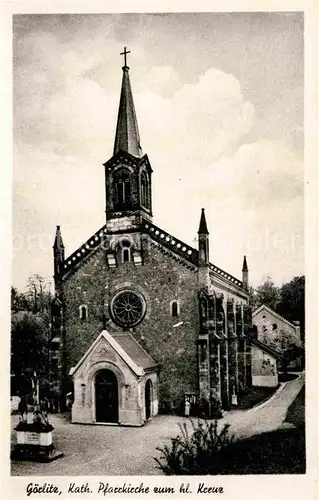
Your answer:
63,234 -> 199,412
251,345 -> 278,387
71,334 -> 158,426
253,308 -> 301,355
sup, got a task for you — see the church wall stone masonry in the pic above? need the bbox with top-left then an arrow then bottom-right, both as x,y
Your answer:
50,49 -> 254,426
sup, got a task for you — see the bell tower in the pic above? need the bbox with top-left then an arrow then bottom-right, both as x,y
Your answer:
103,48 -> 153,233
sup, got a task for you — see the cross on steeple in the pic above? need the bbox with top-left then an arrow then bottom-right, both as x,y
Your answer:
120,47 -> 131,68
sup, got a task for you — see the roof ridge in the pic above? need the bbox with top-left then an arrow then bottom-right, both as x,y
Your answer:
251,337 -> 281,358
142,220 -> 243,288
142,219 -> 198,265
62,224 -> 107,276
252,304 -> 298,330
61,219 -> 244,291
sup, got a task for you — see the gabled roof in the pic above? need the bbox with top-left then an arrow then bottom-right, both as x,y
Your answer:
111,332 -> 156,371
251,337 -> 281,359
69,330 -> 157,378
62,218 -> 244,292
252,304 -> 298,330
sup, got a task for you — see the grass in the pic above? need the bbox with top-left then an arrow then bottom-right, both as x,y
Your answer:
285,385 -> 305,427
278,372 -> 299,382
217,383 -> 306,475
217,427 -> 305,474
156,383 -> 306,475
236,385 -> 278,409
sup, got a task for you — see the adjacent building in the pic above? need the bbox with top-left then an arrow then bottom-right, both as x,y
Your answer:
252,304 -> 302,353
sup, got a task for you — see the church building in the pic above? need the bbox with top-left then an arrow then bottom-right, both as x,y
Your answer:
51,50 -> 253,426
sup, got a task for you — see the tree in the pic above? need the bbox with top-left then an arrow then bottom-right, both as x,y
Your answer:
11,276 -> 54,398
26,274 -> 52,314
248,286 -> 258,309
11,311 -> 50,397
277,276 -> 305,341
11,286 -> 29,313
253,277 -> 280,311
11,276 -> 53,314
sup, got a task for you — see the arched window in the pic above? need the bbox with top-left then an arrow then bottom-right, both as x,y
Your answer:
123,248 -> 130,262
117,239 -> 132,263
114,169 -> 131,210
79,305 -> 88,321
171,300 -> 180,317
141,171 -> 149,209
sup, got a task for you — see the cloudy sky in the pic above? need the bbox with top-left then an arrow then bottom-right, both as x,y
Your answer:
12,12 -> 304,291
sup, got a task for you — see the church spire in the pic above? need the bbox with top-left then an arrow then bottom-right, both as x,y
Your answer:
113,47 -> 143,158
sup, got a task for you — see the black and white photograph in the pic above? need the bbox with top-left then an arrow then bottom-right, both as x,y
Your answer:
4,3 -> 318,498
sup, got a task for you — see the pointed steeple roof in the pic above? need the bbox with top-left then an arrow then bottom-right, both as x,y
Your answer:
113,51 -> 143,158
53,225 -> 64,249
242,255 -> 248,272
198,208 -> 209,234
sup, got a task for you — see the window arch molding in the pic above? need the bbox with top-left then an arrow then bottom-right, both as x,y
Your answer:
170,299 -> 180,318
140,170 -> 150,209
111,236 -> 135,264
79,304 -> 88,321
113,167 -> 132,210
118,239 -> 132,263
110,235 -> 135,251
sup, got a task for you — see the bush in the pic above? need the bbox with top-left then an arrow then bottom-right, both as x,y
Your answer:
154,419 -> 234,475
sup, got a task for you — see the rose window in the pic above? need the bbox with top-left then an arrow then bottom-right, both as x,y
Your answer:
110,290 -> 146,327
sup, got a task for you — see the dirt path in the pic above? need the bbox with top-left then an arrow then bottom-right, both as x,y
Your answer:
222,372 -> 304,441
11,373 -> 304,476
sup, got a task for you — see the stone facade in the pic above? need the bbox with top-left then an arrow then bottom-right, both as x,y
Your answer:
71,331 -> 158,426
62,240 -> 200,413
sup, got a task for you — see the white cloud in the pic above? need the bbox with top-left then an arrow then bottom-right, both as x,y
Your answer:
143,65 -> 180,95
206,139 -> 303,207
12,18 -> 304,290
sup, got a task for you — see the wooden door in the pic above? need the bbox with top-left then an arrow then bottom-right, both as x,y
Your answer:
95,370 -> 118,423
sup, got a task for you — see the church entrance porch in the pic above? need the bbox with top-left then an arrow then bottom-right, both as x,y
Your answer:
70,330 -> 158,427
95,370 -> 119,423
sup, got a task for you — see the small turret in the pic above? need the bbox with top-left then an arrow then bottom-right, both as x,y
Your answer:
242,255 -> 249,290
53,225 -> 65,292
198,208 -> 209,266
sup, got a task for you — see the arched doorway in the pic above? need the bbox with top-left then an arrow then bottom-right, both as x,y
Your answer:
145,379 -> 152,420
95,370 -> 118,423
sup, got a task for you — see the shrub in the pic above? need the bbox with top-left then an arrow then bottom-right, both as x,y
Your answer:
154,419 -> 234,475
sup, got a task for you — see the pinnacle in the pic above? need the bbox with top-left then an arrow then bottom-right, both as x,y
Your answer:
198,208 -> 209,234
